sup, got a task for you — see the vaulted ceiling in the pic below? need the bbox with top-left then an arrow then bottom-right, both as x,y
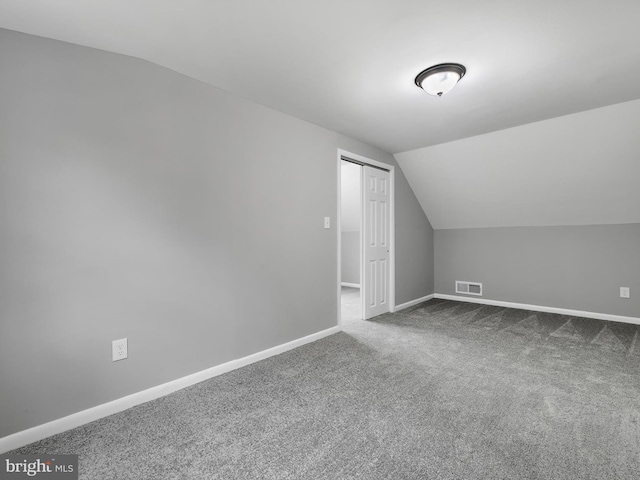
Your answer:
3,0 -> 640,154
2,0 -> 639,228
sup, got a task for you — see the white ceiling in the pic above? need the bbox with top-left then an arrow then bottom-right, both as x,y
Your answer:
2,0 -> 640,154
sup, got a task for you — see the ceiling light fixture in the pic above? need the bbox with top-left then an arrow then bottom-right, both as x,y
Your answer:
415,63 -> 466,97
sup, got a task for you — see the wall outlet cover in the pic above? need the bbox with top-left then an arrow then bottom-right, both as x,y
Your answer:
620,287 -> 630,298
112,338 -> 128,361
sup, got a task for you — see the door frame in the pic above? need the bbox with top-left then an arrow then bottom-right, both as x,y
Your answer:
337,149 -> 395,328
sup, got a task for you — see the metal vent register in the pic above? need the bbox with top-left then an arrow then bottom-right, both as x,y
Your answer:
455,281 -> 483,296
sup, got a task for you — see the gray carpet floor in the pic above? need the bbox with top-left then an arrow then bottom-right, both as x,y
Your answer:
10,292 -> 640,479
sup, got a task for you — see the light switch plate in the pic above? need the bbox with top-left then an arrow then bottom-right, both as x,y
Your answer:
324,217 -> 330,229
620,287 -> 630,298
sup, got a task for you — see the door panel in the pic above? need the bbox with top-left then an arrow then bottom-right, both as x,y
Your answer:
362,166 -> 391,319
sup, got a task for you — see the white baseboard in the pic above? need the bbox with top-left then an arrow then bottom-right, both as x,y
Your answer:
395,294 -> 435,312
0,325 -> 340,454
435,294 -> 640,326
341,282 -> 360,288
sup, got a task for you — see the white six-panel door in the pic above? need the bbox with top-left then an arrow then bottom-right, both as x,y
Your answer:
362,165 -> 391,319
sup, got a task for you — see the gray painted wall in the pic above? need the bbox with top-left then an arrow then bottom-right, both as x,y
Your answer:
393,161 -> 435,305
340,161 -> 360,286
0,29 -> 434,437
340,161 -> 360,232
341,232 -> 360,285
435,224 -> 640,318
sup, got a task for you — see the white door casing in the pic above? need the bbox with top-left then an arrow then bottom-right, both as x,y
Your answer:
362,165 -> 391,319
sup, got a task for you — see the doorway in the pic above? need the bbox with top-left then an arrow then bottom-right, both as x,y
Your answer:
338,150 -> 395,326
340,160 -> 362,323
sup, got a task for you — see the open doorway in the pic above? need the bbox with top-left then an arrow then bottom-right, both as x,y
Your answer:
338,150 -> 395,327
340,160 -> 362,323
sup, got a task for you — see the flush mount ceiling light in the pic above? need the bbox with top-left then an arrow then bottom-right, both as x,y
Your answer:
415,63 -> 466,97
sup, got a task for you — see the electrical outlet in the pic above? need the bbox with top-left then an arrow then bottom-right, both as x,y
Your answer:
620,287 -> 630,299
112,338 -> 128,361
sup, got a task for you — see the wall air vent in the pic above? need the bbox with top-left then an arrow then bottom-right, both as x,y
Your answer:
455,281 -> 483,296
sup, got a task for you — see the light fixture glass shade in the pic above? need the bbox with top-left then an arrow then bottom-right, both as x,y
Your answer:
415,63 -> 466,97
421,71 -> 460,96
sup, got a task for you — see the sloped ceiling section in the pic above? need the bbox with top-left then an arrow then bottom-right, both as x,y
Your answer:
395,99 -> 640,230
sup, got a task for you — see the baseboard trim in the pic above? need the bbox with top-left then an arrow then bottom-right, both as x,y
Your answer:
0,325 -> 340,454
395,294 -> 435,312
435,294 -> 640,326
341,282 -> 360,288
